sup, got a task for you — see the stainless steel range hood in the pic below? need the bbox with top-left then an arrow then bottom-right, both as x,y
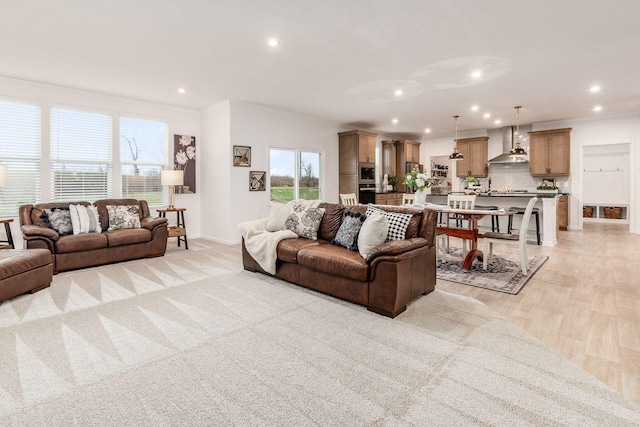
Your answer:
487,126 -> 530,164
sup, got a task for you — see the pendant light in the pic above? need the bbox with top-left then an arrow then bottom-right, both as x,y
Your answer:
449,115 -> 464,160
509,106 -> 527,158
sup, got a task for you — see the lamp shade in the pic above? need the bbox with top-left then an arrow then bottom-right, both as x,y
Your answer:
0,165 -> 6,187
161,169 -> 184,186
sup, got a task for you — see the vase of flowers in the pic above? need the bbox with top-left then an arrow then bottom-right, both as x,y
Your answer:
404,166 -> 432,205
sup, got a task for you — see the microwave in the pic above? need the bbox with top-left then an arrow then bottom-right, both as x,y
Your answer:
360,165 -> 375,181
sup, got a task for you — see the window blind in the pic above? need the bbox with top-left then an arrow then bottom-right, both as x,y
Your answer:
0,99 -> 41,216
51,107 -> 112,201
120,116 -> 168,206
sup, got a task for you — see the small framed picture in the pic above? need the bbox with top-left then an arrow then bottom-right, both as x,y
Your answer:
249,171 -> 266,191
233,145 -> 251,167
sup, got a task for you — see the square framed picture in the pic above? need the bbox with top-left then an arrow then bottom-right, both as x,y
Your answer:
249,171 -> 266,191
233,145 -> 251,167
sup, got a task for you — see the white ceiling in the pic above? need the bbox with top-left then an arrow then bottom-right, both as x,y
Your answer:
2,0 -> 639,139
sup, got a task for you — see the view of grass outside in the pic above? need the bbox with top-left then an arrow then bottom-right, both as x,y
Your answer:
269,149 -> 320,202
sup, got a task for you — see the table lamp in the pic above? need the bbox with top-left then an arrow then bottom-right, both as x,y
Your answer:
161,169 -> 184,209
0,165 -> 6,187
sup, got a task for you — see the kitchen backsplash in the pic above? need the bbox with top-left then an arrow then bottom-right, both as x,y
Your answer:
462,163 -> 569,191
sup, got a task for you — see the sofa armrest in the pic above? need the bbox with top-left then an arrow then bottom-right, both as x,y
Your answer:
365,237 -> 428,262
140,216 -> 168,231
21,225 -> 60,242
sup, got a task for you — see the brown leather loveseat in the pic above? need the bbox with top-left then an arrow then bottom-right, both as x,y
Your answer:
242,202 -> 438,318
20,199 -> 168,273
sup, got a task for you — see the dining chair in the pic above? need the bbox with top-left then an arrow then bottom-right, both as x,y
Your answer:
445,194 -> 476,254
402,193 -> 415,205
339,193 -> 358,206
482,197 -> 538,275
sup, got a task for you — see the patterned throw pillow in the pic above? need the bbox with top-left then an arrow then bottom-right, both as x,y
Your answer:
41,208 -> 73,236
106,205 -> 141,231
366,204 -> 412,241
283,203 -> 325,240
332,211 -> 366,251
69,204 -> 102,234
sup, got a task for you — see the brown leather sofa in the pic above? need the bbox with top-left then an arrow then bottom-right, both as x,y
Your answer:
242,203 -> 438,318
19,199 -> 168,273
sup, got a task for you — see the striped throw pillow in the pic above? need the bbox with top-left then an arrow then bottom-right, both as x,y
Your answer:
69,204 -> 102,234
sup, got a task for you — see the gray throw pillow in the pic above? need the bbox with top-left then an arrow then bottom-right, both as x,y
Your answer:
41,208 -> 73,236
332,211 -> 366,251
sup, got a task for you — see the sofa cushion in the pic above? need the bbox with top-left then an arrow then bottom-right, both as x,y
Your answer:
41,208 -> 74,236
0,249 -> 52,278
94,199 -> 141,231
283,203 -> 325,240
69,204 -> 102,234
332,211 -> 366,251
366,205 -> 412,241
297,244 -> 368,282
54,233 -> 108,253
277,238 -> 321,264
106,205 -> 142,231
317,203 -> 345,242
358,212 -> 389,259
104,229 -> 152,247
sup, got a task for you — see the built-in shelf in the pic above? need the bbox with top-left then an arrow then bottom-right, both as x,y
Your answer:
582,203 -> 629,223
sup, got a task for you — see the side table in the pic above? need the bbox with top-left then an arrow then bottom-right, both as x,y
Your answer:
0,219 -> 15,250
157,208 -> 188,249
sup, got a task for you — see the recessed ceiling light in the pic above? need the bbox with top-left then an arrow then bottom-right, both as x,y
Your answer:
394,89 -> 403,96
177,88 -> 186,94
494,119 -> 501,124
471,105 -> 479,111
392,118 -> 398,124
424,128 -> 431,133
267,38 -> 279,47
590,85 -> 601,93
593,105 -> 602,112
471,70 -> 482,79
483,113 -> 491,118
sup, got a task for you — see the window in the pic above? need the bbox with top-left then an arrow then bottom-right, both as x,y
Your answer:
0,99 -> 41,216
120,116 -> 168,205
51,107 -> 112,201
269,148 -> 321,203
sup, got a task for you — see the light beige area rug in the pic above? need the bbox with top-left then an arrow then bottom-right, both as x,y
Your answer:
0,240 -> 639,426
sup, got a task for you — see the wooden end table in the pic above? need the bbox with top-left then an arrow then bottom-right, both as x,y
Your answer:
0,219 -> 15,250
157,208 -> 188,249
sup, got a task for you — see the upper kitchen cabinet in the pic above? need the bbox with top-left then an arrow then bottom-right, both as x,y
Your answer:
528,128 -> 571,176
354,130 -> 376,164
338,129 -> 378,195
455,137 -> 488,178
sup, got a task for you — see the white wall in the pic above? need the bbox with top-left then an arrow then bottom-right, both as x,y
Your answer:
200,101 -> 346,244
0,76 -> 201,248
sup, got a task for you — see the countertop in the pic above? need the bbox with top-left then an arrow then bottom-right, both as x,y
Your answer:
436,191 -> 570,198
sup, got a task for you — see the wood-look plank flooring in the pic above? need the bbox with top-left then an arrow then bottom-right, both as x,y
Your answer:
437,222 -> 640,406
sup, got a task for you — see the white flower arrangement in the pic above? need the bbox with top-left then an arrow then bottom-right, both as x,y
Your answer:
404,167 -> 432,191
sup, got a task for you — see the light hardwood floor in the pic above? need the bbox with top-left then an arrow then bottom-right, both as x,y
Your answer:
438,222 -> 640,406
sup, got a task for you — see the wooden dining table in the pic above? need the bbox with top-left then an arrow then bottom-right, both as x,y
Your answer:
420,205 -> 516,270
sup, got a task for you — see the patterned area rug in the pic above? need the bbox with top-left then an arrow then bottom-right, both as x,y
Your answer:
437,247 -> 548,294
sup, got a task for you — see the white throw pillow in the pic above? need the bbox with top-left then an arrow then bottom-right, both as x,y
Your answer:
69,204 -> 102,234
358,213 -> 389,259
106,205 -> 141,231
266,201 -> 290,232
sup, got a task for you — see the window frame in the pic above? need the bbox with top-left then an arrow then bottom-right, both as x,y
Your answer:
268,147 -> 323,202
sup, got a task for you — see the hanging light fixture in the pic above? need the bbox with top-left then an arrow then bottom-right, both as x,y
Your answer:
449,115 -> 464,161
509,106 -> 527,158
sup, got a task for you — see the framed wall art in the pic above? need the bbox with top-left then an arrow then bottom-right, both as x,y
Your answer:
249,171 -> 266,191
233,145 -> 251,167
173,134 -> 196,193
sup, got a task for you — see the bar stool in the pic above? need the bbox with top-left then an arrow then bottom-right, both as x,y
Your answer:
507,205 -> 541,245
475,205 -> 500,232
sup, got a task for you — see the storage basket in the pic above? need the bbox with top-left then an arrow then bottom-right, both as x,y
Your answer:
603,207 -> 622,219
582,207 -> 593,218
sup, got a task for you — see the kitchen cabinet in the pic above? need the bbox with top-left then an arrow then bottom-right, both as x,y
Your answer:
528,128 -> 571,176
381,140 -> 397,178
375,193 -> 402,206
455,137 -> 488,178
338,129 -> 378,197
557,194 -> 568,230
394,140 -> 421,192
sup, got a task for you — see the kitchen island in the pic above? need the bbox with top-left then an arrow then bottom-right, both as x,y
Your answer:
427,192 -> 566,246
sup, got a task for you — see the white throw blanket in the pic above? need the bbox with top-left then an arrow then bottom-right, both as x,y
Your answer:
237,199 -> 323,274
